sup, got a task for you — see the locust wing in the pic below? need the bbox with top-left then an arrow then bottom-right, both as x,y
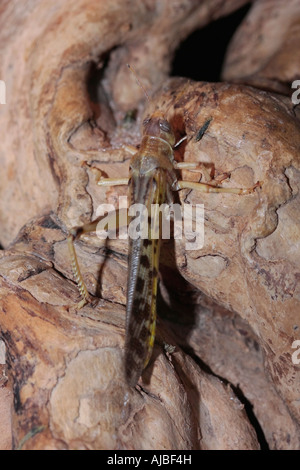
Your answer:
124,169 -> 166,386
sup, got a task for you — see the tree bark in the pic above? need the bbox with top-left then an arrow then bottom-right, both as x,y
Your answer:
0,0 -> 299,450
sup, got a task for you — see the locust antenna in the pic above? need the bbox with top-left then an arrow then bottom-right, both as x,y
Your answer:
127,64 -> 152,103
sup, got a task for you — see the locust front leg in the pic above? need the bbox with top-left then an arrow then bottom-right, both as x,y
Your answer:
174,161 -> 260,193
174,161 -> 229,185
177,179 -> 261,194
82,161 -> 129,186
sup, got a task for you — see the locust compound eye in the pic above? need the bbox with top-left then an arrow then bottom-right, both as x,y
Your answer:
159,120 -> 171,133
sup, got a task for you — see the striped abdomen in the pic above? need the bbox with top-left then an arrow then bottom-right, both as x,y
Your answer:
124,168 -> 166,386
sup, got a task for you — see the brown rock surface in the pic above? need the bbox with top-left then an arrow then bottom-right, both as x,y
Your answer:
223,0 -> 300,94
0,0 -> 299,450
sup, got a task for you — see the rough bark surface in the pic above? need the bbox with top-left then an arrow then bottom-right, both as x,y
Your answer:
0,0 -> 299,450
222,0 -> 300,95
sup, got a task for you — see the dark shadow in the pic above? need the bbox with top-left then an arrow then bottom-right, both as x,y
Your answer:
137,110 -> 269,450
85,54 -> 116,135
171,3 -> 251,82
232,384 -> 270,450
86,61 -> 107,120
94,209 -> 129,299
187,348 -> 269,449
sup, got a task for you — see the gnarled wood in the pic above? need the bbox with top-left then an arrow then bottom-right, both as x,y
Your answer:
0,0 -> 299,450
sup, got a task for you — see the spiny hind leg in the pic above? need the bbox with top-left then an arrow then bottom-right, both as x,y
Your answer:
68,225 -> 95,307
69,162 -> 129,307
68,210 -> 129,308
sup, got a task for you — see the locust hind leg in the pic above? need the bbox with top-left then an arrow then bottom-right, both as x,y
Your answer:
68,224 -> 95,307
68,170 -> 129,307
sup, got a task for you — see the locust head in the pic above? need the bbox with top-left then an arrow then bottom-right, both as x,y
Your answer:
142,112 -> 176,148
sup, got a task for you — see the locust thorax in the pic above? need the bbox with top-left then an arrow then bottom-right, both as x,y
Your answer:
129,112 -> 176,175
